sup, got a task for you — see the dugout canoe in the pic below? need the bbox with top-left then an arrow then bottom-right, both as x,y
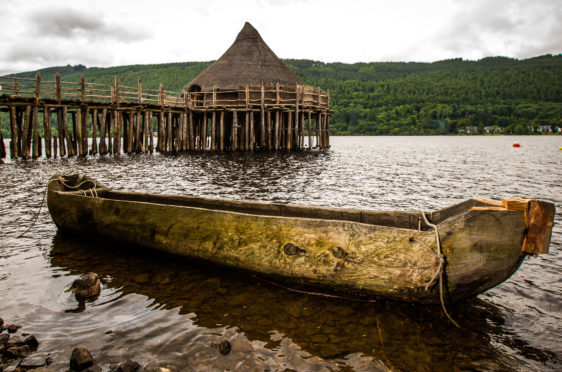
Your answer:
46,174 -> 555,304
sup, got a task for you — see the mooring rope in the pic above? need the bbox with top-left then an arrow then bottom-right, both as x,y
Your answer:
420,211 -> 461,328
17,177 -> 98,239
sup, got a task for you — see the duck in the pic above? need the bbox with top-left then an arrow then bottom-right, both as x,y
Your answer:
68,272 -> 101,301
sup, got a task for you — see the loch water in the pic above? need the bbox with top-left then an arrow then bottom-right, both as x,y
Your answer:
1,136 -> 561,371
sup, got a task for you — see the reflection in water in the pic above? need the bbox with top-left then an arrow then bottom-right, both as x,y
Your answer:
1,136 -> 561,371
49,233 -> 536,371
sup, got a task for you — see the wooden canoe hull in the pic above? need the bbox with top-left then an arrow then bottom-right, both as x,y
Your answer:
46,174 -> 553,304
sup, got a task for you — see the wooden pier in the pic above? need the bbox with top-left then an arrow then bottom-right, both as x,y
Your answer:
0,72 -> 331,160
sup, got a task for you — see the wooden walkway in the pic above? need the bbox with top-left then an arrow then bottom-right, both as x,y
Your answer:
0,72 -> 331,160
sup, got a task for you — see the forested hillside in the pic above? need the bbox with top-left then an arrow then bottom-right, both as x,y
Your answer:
2,54 -> 561,136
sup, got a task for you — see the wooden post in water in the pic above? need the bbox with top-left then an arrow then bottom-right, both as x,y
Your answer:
44,106 -> 52,158
0,116 -> 5,159
260,85 -> 265,149
211,111 -> 216,150
287,111 -> 292,151
307,111 -> 312,149
21,106 -> 31,159
188,111 -> 194,150
232,111 -> 238,150
114,76 -> 121,154
136,110 -> 142,152
249,111 -> 255,151
34,72 -> 41,103
266,110 -> 271,150
82,107 -> 89,156
32,106 -> 39,159
167,111 -> 172,152
202,111 -> 208,150
99,109 -> 107,154
9,106 -> 18,159
91,109 -> 98,155
73,109 -> 81,156
128,111 -> 135,153
295,85 -> 300,150
274,110 -> 280,150
57,109 -> 65,157
53,136 -> 58,158
219,111 -> 225,151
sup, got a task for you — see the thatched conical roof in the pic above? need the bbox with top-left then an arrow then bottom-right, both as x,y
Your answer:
186,22 -> 302,91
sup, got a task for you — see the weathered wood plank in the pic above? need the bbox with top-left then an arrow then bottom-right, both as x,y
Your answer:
44,105 -> 52,158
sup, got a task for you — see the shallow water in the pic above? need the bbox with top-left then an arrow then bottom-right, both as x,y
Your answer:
1,136 -> 561,371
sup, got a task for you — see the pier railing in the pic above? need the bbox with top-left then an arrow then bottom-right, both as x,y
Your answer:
0,73 -> 330,110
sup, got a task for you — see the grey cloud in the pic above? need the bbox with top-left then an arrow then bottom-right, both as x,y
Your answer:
439,0 -> 561,58
29,8 -> 150,42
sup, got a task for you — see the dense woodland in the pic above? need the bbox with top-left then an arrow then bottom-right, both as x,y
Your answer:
1,54 -> 560,136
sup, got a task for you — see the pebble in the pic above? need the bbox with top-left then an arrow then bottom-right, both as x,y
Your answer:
6,325 -> 21,334
18,355 -> 47,369
70,347 -> 94,371
217,340 -> 231,355
0,333 -> 9,345
6,336 -> 23,348
4,345 -> 31,359
111,360 -> 141,372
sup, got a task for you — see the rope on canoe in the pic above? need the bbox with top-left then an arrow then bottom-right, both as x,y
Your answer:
420,211 -> 461,328
17,177 -> 98,239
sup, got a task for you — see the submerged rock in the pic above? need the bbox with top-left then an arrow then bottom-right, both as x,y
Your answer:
70,347 -> 94,371
4,345 -> 31,359
0,333 -> 9,345
110,360 -> 141,372
216,340 -> 231,355
18,354 -> 47,369
143,361 -> 179,372
132,273 -> 150,284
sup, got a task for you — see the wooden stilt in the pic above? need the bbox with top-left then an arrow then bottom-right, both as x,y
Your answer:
99,109 -> 107,154
53,136 -> 58,158
91,109 -> 98,155
148,111 -> 154,152
307,111 -> 312,149
202,111 -> 208,150
188,111 -> 194,150
9,106 -> 18,159
128,110 -> 134,153
249,111 -> 255,151
57,109 -> 66,157
211,111 -> 216,150
232,111 -> 238,150
107,110 -> 113,155
0,117 -> 5,159
325,115 -> 330,148
261,85 -> 265,149
287,111 -> 293,151
21,106 -> 31,158
266,110 -> 271,150
244,111 -> 249,151
135,111 -> 142,152
220,111 -> 225,151
44,106 -> 52,158
31,106 -> 39,158
166,111 -> 172,152
274,110 -> 280,150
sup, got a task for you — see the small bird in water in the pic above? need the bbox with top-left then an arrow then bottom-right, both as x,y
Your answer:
68,272 -> 101,301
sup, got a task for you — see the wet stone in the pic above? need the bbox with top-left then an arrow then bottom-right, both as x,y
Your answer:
70,347 -> 94,371
217,287 -> 228,295
32,369 -> 57,372
217,340 -> 231,355
6,325 -> 21,334
132,273 -> 150,284
110,360 -> 141,372
23,335 -> 39,350
5,345 -> 31,359
6,336 -> 23,348
0,333 -> 9,345
0,318 -> 3,329
18,355 -> 47,369
82,365 -> 102,372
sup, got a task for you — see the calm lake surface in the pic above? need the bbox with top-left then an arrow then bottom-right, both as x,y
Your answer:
1,136 -> 561,371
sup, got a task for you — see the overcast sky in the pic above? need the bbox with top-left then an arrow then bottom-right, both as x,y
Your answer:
1,0 -> 560,75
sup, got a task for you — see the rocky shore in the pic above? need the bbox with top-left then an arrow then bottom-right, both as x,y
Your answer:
0,316 -> 232,372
